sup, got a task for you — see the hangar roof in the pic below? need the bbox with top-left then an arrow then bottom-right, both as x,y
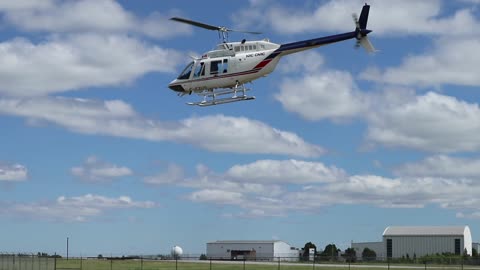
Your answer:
207,240 -> 284,244
383,226 -> 469,236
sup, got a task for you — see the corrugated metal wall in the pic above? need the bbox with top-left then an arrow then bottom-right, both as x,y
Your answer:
382,236 -> 463,258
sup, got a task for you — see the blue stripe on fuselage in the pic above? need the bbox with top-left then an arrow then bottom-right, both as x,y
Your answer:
276,31 -> 357,54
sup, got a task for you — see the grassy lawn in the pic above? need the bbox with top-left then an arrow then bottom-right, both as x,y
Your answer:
54,259 -> 469,270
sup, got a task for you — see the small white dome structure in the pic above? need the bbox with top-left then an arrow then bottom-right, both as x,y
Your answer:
171,246 -> 183,257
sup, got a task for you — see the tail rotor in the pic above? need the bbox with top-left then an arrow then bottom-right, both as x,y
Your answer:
352,4 -> 376,53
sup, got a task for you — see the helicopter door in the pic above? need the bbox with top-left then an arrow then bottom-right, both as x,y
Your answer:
193,61 -> 205,78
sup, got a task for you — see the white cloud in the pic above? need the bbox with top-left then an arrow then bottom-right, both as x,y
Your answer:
361,38 -> 480,87
0,162 -> 28,182
394,155 -> 480,178
0,194 -> 155,222
0,1 -> 53,11
235,0 -> 480,36
71,156 -> 132,182
226,159 -> 347,184
274,59 -> 480,153
144,164 -> 184,185
188,189 -> 244,205
366,92 -> 480,153
164,158 -> 480,218
0,0 -> 191,39
0,34 -> 182,97
146,163 -> 285,197
275,70 -> 367,121
277,51 -> 325,74
0,97 -> 323,157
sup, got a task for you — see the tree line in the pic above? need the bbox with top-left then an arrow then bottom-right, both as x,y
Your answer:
300,242 -> 480,264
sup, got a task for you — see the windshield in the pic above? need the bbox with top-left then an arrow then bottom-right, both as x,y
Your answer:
177,61 -> 194,80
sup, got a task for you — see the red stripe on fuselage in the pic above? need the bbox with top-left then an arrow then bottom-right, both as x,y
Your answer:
254,59 -> 272,69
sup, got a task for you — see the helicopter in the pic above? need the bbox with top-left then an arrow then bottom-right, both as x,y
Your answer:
168,4 -> 375,107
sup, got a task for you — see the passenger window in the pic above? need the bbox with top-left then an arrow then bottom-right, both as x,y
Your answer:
253,45 -> 257,50
249,45 -> 253,50
234,46 -> 240,52
222,59 -> 228,73
210,60 -> 222,75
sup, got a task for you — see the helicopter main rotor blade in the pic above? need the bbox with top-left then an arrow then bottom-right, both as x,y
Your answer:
170,17 -> 262,35
170,17 -> 221,31
228,29 -> 262,35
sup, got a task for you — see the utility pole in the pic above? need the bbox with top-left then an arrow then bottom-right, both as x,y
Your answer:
67,237 -> 69,260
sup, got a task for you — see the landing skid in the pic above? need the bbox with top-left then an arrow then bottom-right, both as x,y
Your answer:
186,83 -> 255,107
187,96 -> 255,107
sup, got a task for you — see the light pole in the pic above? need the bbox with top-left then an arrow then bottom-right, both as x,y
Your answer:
67,237 -> 69,260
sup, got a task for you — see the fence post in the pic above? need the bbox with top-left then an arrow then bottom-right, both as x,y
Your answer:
54,255 -> 57,270
312,255 -> 315,270
424,261 -> 427,270
32,254 -> 34,270
176,257 -> 178,270
80,257 -> 83,270
110,258 -> 113,270
209,259 -> 212,270
278,257 -> 280,270
243,258 -> 245,270
141,257 -> 143,270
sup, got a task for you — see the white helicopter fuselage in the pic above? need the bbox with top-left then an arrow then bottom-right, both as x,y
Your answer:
169,39 -> 282,93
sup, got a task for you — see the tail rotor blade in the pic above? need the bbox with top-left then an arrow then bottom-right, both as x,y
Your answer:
352,13 -> 360,29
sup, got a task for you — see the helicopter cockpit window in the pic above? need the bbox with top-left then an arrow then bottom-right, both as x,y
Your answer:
193,62 -> 205,78
177,61 -> 194,80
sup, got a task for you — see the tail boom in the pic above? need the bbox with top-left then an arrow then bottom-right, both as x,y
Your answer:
277,4 -> 374,56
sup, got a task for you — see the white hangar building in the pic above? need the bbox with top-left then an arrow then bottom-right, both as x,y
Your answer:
206,240 -> 300,261
352,226 -> 472,259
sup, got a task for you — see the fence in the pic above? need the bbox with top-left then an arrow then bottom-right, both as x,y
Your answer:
0,254 -> 54,270
2,254 -> 480,270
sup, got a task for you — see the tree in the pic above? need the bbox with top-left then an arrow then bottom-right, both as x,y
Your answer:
199,254 -> 208,260
343,248 -> 357,263
98,254 -> 104,259
472,248 -> 478,257
301,242 -> 317,261
362,248 -> 376,262
320,244 -> 340,261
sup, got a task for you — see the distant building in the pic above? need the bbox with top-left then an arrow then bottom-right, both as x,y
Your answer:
352,226 -> 473,260
473,242 -> 480,253
206,240 -> 299,261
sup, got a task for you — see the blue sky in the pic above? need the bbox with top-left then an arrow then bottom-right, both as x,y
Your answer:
1,0 -> 480,257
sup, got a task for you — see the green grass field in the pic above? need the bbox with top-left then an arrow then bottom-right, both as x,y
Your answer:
53,259 -> 472,270
2,256 -> 476,270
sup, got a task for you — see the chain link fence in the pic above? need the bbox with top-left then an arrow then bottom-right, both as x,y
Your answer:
2,254 -> 480,270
